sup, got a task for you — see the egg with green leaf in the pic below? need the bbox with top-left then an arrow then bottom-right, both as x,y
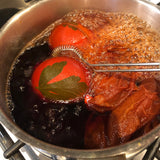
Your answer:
31,56 -> 90,102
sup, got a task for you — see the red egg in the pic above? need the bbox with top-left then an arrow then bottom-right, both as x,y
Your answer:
31,56 -> 91,101
49,23 -> 92,49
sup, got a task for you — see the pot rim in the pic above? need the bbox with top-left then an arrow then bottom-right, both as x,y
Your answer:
0,0 -> 160,158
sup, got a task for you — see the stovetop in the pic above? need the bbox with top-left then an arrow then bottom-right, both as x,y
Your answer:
0,0 -> 160,160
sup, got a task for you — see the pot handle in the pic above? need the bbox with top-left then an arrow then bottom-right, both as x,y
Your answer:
23,0 -> 43,8
0,0 -> 42,10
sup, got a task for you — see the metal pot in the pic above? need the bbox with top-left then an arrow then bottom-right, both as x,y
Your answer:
0,0 -> 160,159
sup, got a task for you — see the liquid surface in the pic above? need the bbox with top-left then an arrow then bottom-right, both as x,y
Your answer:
6,9 -> 160,149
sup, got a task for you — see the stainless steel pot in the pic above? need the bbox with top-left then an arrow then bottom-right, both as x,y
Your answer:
0,0 -> 160,159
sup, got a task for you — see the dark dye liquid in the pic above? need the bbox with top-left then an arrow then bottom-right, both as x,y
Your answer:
7,43 -> 90,149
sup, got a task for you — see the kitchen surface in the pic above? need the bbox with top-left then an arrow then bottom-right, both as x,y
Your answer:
0,0 -> 160,160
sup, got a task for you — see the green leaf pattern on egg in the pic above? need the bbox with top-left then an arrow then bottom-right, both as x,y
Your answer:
37,61 -> 88,100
